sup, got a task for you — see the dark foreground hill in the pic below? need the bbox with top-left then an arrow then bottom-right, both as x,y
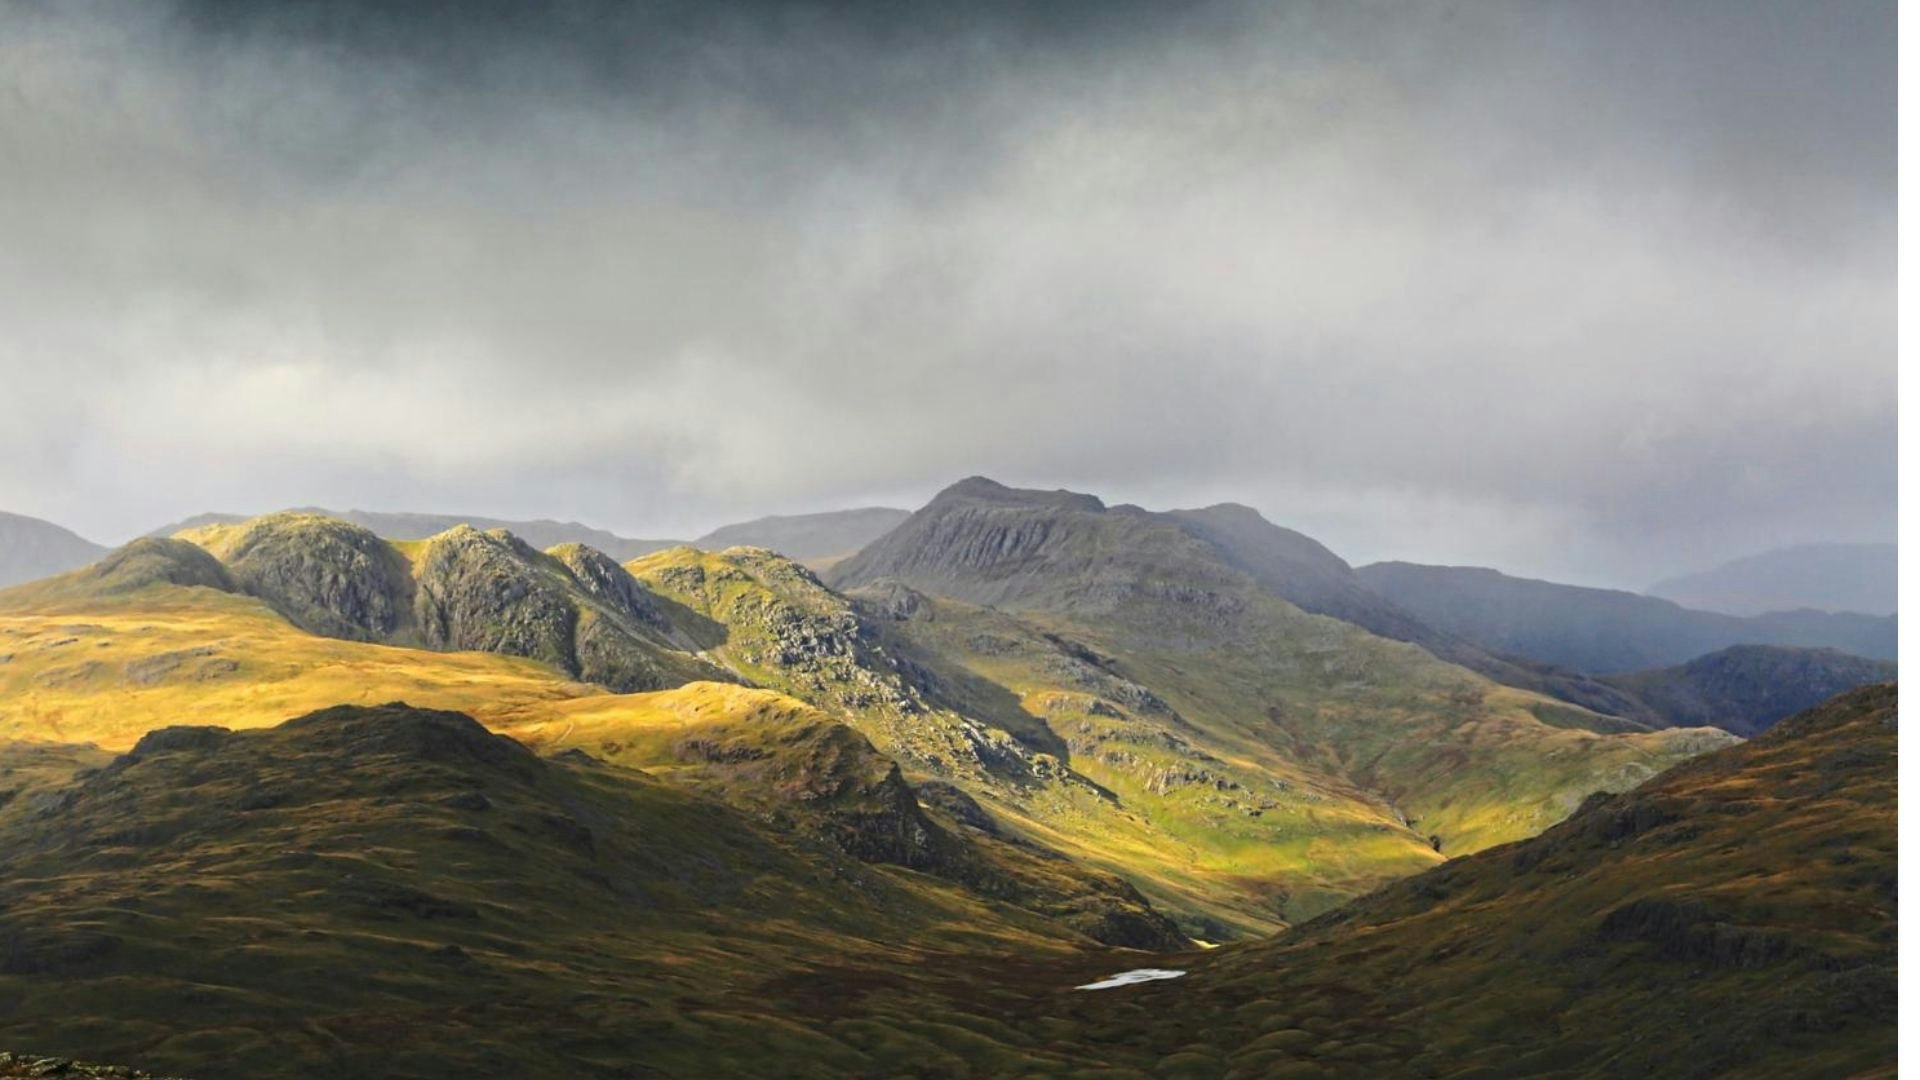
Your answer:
1358,560 -> 1896,672
3,686 -> 1887,1078
767,683 -> 1893,1078
0,703 -> 1176,1078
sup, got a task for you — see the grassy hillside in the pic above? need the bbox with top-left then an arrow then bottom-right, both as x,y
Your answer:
0,572 -> 599,749
636,538 -> 1730,936
502,683 -> 1187,949
0,703 -> 1131,1078
3,687 -> 1882,1079
0,512 -> 1738,941
996,681 -> 1897,1077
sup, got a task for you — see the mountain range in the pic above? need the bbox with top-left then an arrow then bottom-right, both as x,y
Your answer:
1358,560 -> 1895,672
140,505 -> 912,566
0,477 -> 1897,1077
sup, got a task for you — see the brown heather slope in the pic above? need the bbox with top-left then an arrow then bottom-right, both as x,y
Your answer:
0,703 -> 1169,1079
0,686 -> 1891,1079
939,682 -> 1895,1078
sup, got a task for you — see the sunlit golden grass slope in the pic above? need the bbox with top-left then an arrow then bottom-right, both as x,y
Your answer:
0,584 -> 601,751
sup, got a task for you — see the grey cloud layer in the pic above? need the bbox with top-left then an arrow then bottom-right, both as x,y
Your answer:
0,0 -> 1893,586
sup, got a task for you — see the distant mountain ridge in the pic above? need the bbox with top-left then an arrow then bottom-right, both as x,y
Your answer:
149,507 -> 679,561
693,506 -> 909,561
1357,561 -> 1896,673
1650,542 -> 1896,616
0,511 -> 107,587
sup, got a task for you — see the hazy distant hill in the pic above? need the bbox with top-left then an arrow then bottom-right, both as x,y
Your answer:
1649,542 -> 1896,616
693,506 -> 909,560
0,510 -> 106,587
150,507 -> 679,561
1599,644 -> 1895,737
1357,561 -> 1896,673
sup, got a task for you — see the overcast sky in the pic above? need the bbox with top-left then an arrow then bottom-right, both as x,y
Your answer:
0,0 -> 1894,587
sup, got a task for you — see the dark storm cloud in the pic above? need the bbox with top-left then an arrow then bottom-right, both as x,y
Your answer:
0,0 -> 1893,586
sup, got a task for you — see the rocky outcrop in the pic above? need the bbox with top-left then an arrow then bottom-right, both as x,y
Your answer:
203,513 -> 415,641
548,542 -> 666,628
413,526 -> 580,671
148,514 -> 730,694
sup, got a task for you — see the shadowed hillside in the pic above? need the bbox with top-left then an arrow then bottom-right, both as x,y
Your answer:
749,684 -> 1894,1078
1600,644 -> 1895,737
1033,682 -> 1897,1076
0,703 -> 1169,1078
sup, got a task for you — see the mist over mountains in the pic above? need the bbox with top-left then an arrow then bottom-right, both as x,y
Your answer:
0,0 -> 1893,1074
0,511 -> 105,588
1648,542 -> 1896,617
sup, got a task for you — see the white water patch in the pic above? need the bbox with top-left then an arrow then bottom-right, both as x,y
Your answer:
1074,968 -> 1187,991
